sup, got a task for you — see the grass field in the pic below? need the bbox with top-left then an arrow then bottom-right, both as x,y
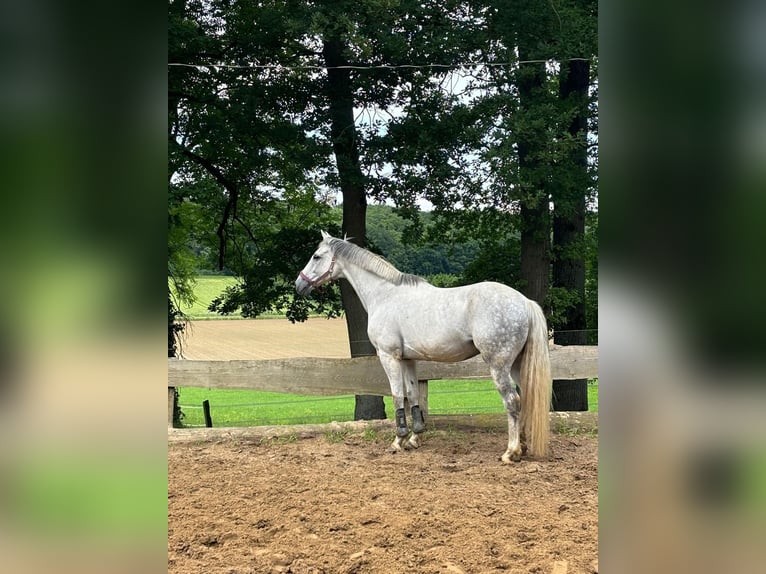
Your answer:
177,379 -> 598,427
174,275 -> 300,320
174,275 -> 241,320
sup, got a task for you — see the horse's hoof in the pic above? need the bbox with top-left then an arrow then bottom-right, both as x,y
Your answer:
501,451 -> 522,464
405,434 -> 421,450
389,437 -> 405,454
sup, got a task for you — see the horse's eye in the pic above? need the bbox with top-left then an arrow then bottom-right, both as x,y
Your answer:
312,254 -> 321,260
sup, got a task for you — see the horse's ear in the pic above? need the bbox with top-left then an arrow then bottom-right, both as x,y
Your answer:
320,230 -> 330,240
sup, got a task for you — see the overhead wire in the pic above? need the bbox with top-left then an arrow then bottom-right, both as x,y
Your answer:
168,57 -> 594,72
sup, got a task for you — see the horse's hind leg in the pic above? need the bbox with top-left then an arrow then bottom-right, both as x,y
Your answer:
512,357 -> 528,455
491,366 -> 523,463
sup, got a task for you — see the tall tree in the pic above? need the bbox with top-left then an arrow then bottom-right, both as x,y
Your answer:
549,0 -> 597,410
499,0 -> 558,306
515,57 -> 553,306
168,0 -> 343,322
321,27 -> 384,419
311,0 -> 484,418
551,58 -> 591,410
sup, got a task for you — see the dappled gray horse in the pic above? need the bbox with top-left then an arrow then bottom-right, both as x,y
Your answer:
295,232 -> 552,462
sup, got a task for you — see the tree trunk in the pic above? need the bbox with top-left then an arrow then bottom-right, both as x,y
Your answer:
520,203 -> 551,305
551,59 -> 590,411
322,36 -> 386,421
516,56 -> 551,306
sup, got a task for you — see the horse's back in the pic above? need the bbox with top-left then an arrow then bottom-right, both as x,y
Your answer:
371,280 -> 528,329
367,282 -> 476,361
367,280 -> 530,362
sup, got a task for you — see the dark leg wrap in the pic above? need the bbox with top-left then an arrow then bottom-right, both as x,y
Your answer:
411,405 -> 426,434
395,408 -> 408,437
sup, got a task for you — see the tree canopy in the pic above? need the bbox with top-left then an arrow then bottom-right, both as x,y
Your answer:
168,0 -> 598,343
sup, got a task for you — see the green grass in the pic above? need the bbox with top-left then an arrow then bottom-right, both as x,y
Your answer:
174,275 -> 241,320
177,379 -> 598,427
172,275 -> 300,320
588,379 -> 599,412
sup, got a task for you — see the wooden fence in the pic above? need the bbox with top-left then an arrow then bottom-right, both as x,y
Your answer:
168,345 -> 598,432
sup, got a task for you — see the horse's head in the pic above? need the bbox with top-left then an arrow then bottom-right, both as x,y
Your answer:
295,231 -> 340,296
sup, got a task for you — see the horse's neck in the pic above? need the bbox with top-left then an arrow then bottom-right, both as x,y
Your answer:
339,262 -> 391,313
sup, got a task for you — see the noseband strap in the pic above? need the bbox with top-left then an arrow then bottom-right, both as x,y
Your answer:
300,256 -> 336,287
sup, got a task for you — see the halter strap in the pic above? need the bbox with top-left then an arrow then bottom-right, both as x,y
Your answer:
299,256 -> 336,287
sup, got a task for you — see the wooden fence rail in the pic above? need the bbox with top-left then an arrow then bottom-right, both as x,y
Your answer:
168,345 -> 598,427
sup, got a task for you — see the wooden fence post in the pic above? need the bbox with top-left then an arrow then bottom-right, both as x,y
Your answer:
202,399 -> 213,428
168,387 -> 176,428
418,380 -> 429,419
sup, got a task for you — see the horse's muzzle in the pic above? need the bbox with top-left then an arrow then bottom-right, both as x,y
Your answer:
295,276 -> 313,296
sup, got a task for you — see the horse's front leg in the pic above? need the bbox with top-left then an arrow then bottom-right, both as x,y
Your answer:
402,359 -> 425,449
378,353 -> 409,452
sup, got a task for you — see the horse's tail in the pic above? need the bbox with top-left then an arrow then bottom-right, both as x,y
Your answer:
520,299 -> 552,458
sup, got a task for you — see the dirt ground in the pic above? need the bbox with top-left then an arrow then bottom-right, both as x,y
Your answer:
170,320 -> 598,573
168,429 -> 598,574
178,318 -> 351,360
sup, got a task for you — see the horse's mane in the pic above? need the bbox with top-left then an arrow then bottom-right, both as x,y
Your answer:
327,238 -> 426,287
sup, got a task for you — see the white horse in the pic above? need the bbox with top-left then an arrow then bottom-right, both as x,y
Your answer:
295,232 -> 552,462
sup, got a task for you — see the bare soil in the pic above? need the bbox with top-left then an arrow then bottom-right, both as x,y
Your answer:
170,319 -> 598,573
178,318 -> 351,360
168,430 -> 598,574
